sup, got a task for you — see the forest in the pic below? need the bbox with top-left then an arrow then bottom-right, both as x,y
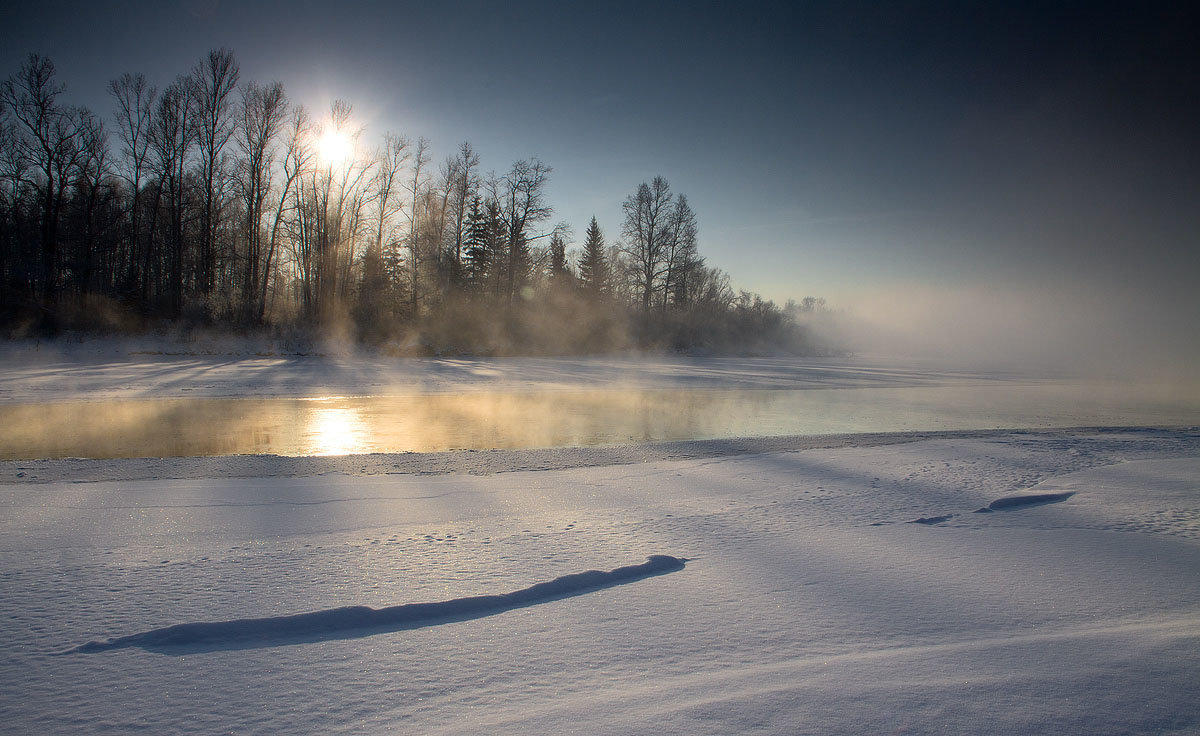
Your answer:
0,50 -> 829,355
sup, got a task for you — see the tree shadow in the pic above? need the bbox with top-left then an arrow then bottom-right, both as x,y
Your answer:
66,555 -> 686,655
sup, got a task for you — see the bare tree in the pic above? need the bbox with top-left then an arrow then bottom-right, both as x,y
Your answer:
72,112 -> 111,293
362,131 -> 408,313
428,155 -> 456,294
261,105 -> 311,320
0,54 -> 89,306
289,101 -> 372,322
149,77 -> 194,315
236,80 -> 287,321
445,141 -> 479,281
689,265 -> 734,315
661,193 -> 699,310
0,121 -> 28,299
620,176 -> 673,313
108,72 -> 155,298
190,48 -> 240,303
500,157 -> 552,303
403,136 -> 430,314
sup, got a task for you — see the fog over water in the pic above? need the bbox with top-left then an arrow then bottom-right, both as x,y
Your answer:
4,381 -> 1197,460
839,283 -> 1200,378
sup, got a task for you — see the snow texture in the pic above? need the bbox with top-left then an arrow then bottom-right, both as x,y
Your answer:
5,433 -> 1199,735
907,513 -> 955,525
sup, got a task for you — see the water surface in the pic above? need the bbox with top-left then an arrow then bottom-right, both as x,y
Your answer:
2,381 -> 1197,460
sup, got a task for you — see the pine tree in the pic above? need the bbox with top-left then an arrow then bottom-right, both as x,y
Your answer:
549,231 -> 568,281
484,200 -> 507,299
578,216 -> 608,297
463,196 -> 509,298
462,196 -> 490,293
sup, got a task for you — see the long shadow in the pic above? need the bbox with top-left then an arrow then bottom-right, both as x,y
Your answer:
66,555 -> 686,655
974,491 -> 1076,513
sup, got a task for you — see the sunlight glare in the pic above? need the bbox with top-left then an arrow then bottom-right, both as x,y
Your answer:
306,405 -> 368,456
318,129 -> 352,165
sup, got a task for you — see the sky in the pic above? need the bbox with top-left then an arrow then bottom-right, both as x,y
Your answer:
3,0 -> 1198,364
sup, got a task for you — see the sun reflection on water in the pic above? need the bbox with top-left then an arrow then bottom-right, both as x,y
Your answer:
3,382 -> 1200,460
305,404 -> 369,456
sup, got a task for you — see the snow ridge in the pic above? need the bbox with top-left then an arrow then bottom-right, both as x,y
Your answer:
68,555 -> 686,654
975,491 -> 1076,513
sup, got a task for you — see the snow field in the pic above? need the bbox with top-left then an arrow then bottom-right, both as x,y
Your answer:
2,430 -> 1199,734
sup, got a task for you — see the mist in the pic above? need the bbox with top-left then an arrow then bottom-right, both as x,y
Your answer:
836,282 -> 1200,379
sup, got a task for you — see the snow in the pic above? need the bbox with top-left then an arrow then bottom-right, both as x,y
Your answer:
1,346 -> 1198,734
0,343 -> 1014,404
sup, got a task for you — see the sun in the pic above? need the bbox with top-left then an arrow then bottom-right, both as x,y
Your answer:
317,128 -> 352,165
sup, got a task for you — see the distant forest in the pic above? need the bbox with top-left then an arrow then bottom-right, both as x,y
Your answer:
0,50 -> 831,355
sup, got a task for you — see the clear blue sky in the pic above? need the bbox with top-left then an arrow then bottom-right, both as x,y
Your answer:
3,1 -> 1197,321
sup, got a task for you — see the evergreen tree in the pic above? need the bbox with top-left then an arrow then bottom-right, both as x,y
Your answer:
578,216 -> 608,296
548,231 -> 568,281
462,196 -> 490,292
462,196 -> 508,298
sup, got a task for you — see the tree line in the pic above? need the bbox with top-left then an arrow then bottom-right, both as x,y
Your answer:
0,50 -> 829,354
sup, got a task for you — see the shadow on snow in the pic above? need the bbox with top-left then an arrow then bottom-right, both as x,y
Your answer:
67,555 -> 687,655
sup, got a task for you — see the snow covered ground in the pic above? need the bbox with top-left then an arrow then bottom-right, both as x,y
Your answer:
0,339 -> 1023,404
1,346 -> 1198,734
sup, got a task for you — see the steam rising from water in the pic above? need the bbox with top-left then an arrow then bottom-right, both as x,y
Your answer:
3,384 -> 1198,460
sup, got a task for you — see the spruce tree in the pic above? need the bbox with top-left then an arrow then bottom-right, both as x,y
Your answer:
462,196 -> 490,293
484,201 -> 508,299
549,232 -> 568,280
578,216 -> 608,296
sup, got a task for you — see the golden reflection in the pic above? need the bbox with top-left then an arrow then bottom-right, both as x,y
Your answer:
2,382 -> 1200,460
305,404 -> 369,456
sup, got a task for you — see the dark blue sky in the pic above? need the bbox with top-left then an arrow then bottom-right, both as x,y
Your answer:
4,1 -> 1197,336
